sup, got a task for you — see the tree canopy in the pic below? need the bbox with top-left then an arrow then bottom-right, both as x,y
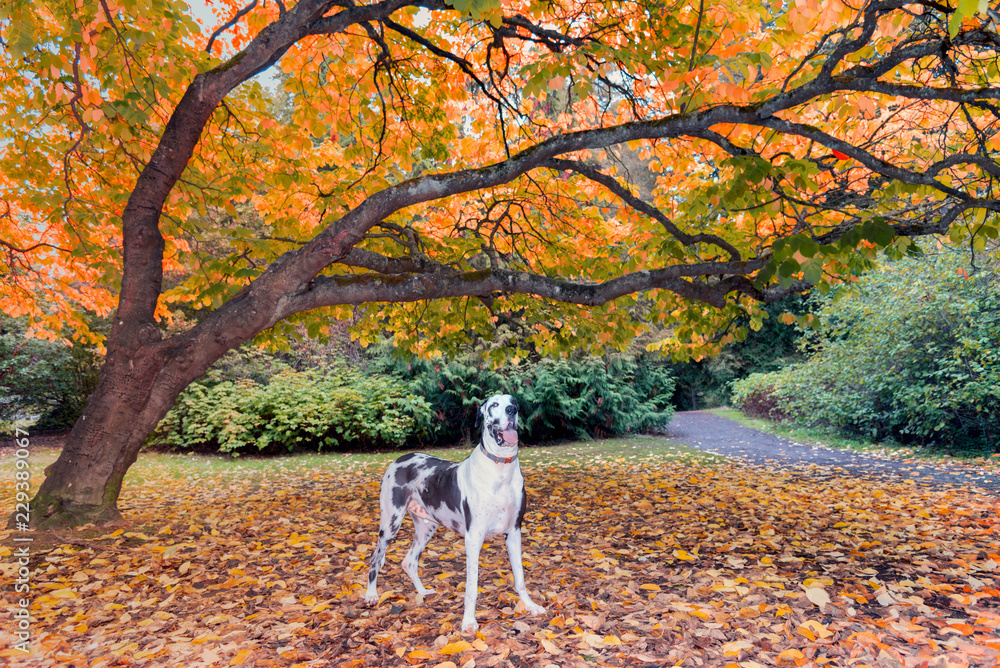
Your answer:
3,0 -> 998,359
2,0 -> 1000,526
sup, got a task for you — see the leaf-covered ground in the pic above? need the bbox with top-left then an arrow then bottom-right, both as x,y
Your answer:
1,440 -> 999,667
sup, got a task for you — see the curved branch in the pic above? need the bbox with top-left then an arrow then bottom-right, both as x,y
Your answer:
279,257 -> 769,318
757,117 -> 971,199
205,0 -> 259,55
541,157 -> 744,261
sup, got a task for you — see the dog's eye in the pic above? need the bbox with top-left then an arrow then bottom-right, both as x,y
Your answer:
490,403 -> 498,409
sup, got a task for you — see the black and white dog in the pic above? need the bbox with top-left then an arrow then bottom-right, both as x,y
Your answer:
365,394 -> 545,632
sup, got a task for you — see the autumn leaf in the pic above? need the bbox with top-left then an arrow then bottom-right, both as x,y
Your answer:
804,586 -> 831,610
438,640 -> 473,655
3,441 -> 998,666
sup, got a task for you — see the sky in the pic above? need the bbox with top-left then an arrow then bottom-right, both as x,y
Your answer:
185,0 -> 280,88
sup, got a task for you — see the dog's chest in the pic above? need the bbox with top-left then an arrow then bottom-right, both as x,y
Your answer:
460,465 -> 523,537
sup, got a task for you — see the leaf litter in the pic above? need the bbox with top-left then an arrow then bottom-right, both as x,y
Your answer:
1,451 -> 998,667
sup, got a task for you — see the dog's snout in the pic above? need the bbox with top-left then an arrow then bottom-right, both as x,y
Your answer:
505,404 -> 517,416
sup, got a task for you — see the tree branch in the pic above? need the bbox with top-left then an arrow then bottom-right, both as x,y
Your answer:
278,258 -> 770,318
541,157 -> 744,261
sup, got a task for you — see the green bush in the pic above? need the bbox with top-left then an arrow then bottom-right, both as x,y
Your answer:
731,252 -> 1000,452
0,316 -> 102,433
374,350 -> 675,443
150,362 -> 433,454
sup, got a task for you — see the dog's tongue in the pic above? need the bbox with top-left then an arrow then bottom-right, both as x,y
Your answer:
501,427 -> 518,446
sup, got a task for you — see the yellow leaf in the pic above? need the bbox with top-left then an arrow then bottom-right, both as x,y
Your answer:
797,620 -> 833,640
640,583 -> 661,591
49,588 -> 77,599
778,648 -> 806,660
230,649 -> 252,665
673,549 -> 695,561
407,649 -> 434,660
438,641 -> 473,655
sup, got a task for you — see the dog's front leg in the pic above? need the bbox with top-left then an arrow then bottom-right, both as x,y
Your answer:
461,530 -> 485,632
505,528 -> 546,616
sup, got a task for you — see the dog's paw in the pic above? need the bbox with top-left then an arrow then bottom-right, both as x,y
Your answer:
415,587 -> 436,597
364,590 -> 379,606
461,618 -> 479,633
526,602 -> 546,616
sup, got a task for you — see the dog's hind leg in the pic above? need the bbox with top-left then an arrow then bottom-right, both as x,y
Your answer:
402,514 -> 438,598
365,496 -> 406,605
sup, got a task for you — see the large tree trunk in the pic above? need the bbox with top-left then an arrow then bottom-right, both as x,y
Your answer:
21,312 -> 262,527
26,353 -> 169,527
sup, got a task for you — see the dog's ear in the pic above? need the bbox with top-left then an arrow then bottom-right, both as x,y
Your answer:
475,399 -> 487,428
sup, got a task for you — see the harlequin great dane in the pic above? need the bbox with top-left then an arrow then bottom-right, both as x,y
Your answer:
364,394 -> 545,632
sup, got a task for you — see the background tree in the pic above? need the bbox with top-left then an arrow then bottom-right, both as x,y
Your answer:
2,0 -> 1000,527
732,249 -> 1000,452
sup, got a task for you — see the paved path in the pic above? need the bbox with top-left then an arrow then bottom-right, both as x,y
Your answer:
665,411 -> 999,493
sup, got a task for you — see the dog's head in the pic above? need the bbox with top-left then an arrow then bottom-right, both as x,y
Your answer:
477,394 -> 519,449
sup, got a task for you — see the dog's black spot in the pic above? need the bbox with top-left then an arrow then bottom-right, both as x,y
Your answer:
420,462 -> 462,513
368,569 -> 376,583
423,457 -> 452,470
391,485 -> 408,509
378,529 -> 384,537
395,453 -> 418,464
463,498 -> 472,530
395,464 -> 419,486
516,486 -> 527,529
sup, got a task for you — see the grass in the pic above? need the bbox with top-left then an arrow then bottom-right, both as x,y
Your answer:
709,406 -> 1000,468
0,435 -> 721,501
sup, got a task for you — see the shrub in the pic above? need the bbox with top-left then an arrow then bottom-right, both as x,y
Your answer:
729,374 -> 789,422
730,252 -> 1000,452
0,316 -> 102,433
374,350 -> 675,443
150,362 -> 433,454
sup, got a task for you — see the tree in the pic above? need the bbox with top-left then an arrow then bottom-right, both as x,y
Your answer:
2,0 -> 1000,527
732,250 -> 1000,451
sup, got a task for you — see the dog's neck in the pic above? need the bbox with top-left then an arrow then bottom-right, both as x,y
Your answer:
479,439 -> 517,464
